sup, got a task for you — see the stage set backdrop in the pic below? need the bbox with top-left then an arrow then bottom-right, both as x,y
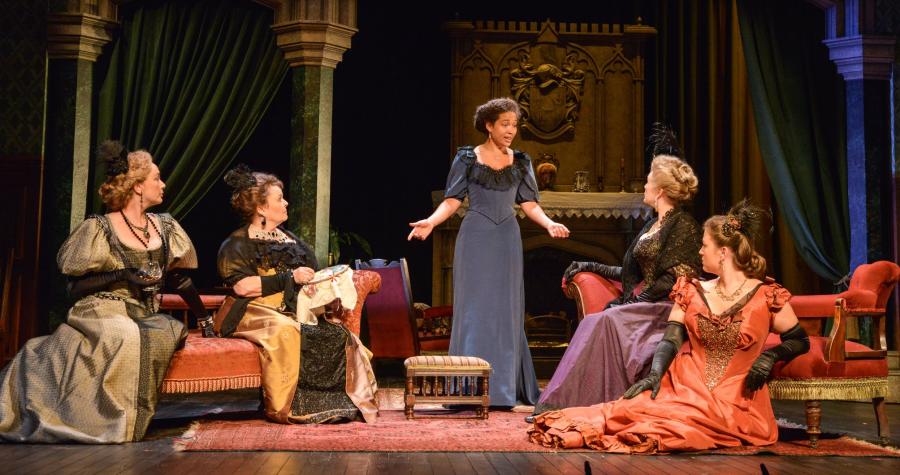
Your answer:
0,0 -> 897,380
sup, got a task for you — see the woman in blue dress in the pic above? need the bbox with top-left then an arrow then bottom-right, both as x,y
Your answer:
408,98 -> 570,407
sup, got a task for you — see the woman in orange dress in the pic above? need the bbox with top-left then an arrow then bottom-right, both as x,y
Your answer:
528,200 -> 810,453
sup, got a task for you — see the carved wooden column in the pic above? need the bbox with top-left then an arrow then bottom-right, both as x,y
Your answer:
43,1 -> 118,328
270,0 -> 357,264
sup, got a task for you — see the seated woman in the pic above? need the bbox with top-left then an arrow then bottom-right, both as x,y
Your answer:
528,200 -> 810,452
215,165 -> 377,424
531,127 -> 702,419
0,141 -> 210,443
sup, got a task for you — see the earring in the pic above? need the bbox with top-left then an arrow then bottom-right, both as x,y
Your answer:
138,192 -> 143,208
260,214 -> 267,227
654,196 -> 659,211
718,256 -> 725,274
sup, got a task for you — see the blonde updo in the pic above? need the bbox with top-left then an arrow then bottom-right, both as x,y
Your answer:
650,155 -> 699,204
98,148 -> 154,211
704,199 -> 769,279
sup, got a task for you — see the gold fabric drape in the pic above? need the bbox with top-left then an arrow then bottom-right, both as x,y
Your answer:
653,0 -> 827,295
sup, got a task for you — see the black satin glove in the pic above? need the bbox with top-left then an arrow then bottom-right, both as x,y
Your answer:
167,271 -> 216,338
67,268 -> 161,301
563,261 -> 621,282
260,271 -> 295,297
623,321 -> 686,399
745,323 -> 809,391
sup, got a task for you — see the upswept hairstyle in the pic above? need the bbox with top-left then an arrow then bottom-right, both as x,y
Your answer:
223,164 -> 284,223
97,140 -> 154,211
703,199 -> 770,279
473,97 -> 521,134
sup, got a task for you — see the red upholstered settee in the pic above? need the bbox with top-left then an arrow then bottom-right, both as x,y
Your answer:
158,269 -> 382,394
765,260 -> 899,446
563,260 -> 900,446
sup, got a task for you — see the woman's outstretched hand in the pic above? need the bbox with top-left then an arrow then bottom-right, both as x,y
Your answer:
408,220 -> 435,241
546,221 -> 570,239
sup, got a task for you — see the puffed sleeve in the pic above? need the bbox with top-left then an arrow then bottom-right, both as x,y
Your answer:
57,216 -> 113,276
669,275 -> 697,311
515,153 -> 540,204
444,149 -> 472,200
159,214 -> 198,270
217,233 -> 258,287
765,283 -> 792,313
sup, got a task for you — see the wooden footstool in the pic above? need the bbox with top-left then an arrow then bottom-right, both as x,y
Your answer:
404,355 -> 491,419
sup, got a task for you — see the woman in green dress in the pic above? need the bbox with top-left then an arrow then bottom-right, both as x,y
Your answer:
0,141 -> 210,443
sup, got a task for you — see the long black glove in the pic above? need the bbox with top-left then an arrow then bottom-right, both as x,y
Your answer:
67,268 -> 161,301
745,323 -> 809,391
563,261 -> 622,283
260,271 -> 295,297
167,271 -> 216,338
623,321 -> 686,399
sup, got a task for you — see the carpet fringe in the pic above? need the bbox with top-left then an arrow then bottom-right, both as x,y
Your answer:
173,421 -> 201,452
775,417 -> 806,429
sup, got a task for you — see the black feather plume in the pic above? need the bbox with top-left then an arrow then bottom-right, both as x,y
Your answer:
647,122 -> 682,158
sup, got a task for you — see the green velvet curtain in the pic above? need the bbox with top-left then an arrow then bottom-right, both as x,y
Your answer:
737,0 -> 850,283
651,0 -> 830,295
93,0 -> 288,219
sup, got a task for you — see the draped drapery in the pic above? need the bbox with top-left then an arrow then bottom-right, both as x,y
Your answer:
737,0 -> 849,284
651,0 -> 845,295
93,0 -> 289,219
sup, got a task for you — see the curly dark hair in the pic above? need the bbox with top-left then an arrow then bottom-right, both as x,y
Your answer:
473,98 -> 521,134
223,164 -> 284,223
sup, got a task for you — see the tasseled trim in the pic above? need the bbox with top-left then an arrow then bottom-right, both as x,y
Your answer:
161,375 -> 261,394
768,377 -> 888,400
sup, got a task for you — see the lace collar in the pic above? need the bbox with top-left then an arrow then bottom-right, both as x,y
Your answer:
457,146 -> 530,191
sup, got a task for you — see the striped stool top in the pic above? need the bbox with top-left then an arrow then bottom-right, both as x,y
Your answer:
404,355 -> 491,370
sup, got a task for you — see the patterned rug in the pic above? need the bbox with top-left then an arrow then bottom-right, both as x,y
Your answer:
175,409 -> 900,455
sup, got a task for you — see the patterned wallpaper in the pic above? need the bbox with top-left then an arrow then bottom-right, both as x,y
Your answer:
0,0 -> 47,157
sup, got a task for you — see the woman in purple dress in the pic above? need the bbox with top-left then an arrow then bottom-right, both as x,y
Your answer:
408,98 -> 570,407
528,127 -> 702,420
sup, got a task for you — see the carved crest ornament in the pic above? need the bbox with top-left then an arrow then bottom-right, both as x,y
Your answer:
510,49 -> 585,139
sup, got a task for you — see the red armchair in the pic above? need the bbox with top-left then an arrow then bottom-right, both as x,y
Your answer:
562,272 -> 623,320
158,269 -> 382,394
767,260 -> 899,446
354,258 -> 452,358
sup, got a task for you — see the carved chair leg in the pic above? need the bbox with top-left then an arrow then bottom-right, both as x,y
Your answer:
873,397 -> 890,444
805,400 -> 822,448
405,375 -> 415,420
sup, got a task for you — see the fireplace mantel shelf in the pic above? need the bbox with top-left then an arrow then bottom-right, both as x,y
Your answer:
431,191 -> 652,220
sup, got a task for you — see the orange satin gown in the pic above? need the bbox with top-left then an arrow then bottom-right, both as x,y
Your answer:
529,276 -> 791,453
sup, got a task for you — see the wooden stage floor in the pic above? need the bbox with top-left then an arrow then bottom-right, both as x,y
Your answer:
1,387 -> 899,474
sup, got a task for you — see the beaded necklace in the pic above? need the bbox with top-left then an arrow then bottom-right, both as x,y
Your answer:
120,210 -> 160,251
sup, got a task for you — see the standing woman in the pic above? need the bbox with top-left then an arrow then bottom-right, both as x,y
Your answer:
408,98 -> 570,407
0,140 -> 209,443
216,165 -> 377,424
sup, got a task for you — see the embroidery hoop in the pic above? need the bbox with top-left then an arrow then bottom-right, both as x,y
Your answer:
306,264 -> 350,284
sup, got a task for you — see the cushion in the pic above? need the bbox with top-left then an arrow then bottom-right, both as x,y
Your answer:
161,330 -> 261,393
404,355 -> 491,370
766,334 -> 888,379
337,269 -> 381,336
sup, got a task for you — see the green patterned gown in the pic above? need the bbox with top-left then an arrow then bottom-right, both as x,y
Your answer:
0,213 -> 195,443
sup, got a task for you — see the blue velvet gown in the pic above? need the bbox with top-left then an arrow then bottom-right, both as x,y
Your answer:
444,146 -> 541,407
